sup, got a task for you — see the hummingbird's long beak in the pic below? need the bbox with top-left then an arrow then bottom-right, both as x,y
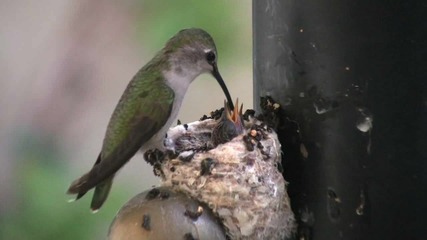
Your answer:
212,64 -> 234,110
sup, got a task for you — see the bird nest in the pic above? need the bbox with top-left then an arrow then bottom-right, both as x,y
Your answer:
146,113 -> 296,239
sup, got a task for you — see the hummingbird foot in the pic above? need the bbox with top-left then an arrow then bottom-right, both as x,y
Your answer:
144,149 -> 167,178
144,149 -> 166,166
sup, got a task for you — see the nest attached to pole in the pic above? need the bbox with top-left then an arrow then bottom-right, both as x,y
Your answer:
149,110 -> 295,239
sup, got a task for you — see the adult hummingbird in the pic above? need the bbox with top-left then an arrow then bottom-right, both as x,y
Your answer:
67,28 -> 234,211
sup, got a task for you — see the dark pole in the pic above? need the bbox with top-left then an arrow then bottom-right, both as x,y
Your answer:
253,1 -> 427,239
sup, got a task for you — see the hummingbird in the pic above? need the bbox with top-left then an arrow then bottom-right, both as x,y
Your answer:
211,99 -> 244,146
67,28 -> 234,211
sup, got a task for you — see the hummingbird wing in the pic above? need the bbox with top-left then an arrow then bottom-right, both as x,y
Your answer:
67,75 -> 174,209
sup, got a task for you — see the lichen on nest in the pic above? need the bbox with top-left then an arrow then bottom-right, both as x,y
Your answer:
145,108 -> 296,240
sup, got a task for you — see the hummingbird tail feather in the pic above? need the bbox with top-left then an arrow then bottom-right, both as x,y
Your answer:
76,191 -> 87,200
67,172 -> 91,194
91,177 -> 114,212
67,153 -> 102,195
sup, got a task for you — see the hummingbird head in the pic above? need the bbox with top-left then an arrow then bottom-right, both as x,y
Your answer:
165,28 -> 234,109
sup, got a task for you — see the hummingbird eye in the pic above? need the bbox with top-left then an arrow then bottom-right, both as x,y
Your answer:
206,51 -> 216,64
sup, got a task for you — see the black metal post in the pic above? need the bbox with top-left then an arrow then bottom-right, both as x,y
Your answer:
253,1 -> 427,239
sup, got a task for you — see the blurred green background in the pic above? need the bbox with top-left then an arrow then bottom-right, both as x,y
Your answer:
0,1 -> 251,239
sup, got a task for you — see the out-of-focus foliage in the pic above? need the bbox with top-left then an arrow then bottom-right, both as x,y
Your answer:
0,0 -> 251,239
135,0 -> 248,63
0,133 -> 131,239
